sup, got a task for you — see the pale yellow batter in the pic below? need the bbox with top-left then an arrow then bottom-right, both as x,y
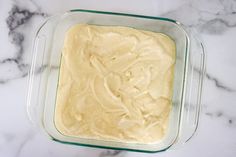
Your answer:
55,24 -> 175,144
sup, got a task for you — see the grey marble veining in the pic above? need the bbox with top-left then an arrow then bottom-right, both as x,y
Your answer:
0,3 -> 48,84
0,0 -> 236,157
193,67 -> 236,92
162,0 -> 236,33
99,150 -> 123,157
205,110 -> 235,126
14,131 -> 35,157
204,71 -> 236,92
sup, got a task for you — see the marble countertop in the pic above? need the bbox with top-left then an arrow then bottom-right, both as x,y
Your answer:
0,0 -> 236,156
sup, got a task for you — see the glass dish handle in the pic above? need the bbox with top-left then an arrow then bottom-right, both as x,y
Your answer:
26,15 -> 63,128
27,34 -> 46,127
173,30 -> 205,148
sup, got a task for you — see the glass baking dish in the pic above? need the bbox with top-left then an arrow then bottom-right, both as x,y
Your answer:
27,9 -> 205,153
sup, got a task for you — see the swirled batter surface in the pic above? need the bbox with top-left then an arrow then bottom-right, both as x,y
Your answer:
55,24 -> 175,143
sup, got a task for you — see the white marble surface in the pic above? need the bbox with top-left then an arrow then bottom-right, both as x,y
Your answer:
0,0 -> 236,156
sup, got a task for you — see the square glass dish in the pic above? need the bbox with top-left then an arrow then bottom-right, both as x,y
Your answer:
27,9 -> 205,153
